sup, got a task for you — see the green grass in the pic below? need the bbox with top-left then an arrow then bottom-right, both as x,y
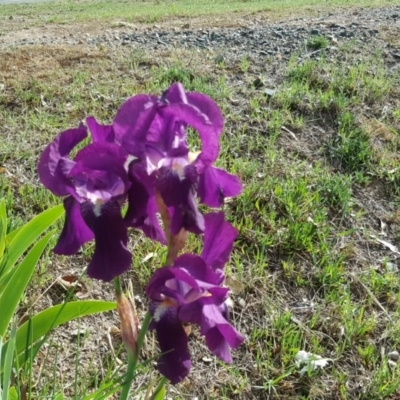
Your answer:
306,35 -> 329,50
2,2 -> 400,398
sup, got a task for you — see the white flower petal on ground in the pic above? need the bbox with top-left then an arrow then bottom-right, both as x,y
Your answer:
295,350 -> 333,375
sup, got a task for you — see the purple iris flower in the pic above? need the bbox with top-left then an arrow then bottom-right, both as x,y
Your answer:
38,120 -> 133,282
113,83 -> 242,242
146,212 -> 244,384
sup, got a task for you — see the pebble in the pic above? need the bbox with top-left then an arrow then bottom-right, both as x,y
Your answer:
388,350 -> 399,361
264,88 -> 276,97
237,297 -> 246,308
214,54 -> 224,64
71,328 -> 87,337
253,77 -> 264,89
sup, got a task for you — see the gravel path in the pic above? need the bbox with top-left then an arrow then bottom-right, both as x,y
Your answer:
2,6 -> 400,61
103,8 -> 396,57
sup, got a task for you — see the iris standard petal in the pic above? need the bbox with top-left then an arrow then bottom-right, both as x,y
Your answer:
38,126 -> 87,196
86,116 -> 115,143
81,200 -> 132,282
163,82 -> 187,104
174,254 -> 221,285
163,83 -> 223,140
201,212 -> 238,273
147,113 -> 188,154
186,92 -> 223,137
113,94 -> 158,156
161,102 -> 221,168
198,166 -> 242,208
161,83 -> 223,168
53,196 -> 94,255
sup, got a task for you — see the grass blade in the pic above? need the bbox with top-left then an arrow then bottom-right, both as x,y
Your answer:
4,204 -> 63,273
1,301 -> 116,368
0,231 -> 54,338
2,321 -> 16,400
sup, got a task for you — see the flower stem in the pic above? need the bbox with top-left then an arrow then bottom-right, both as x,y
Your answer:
135,311 -> 152,362
114,276 -> 122,296
119,310 -> 152,400
119,351 -> 135,400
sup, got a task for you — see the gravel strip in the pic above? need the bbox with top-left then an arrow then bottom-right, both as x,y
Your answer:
2,6 -> 400,60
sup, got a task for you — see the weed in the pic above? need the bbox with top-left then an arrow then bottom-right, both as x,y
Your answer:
306,35 -> 329,50
239,56 -> 251,73
316,171 -> 352,215
327,112 -> 372,176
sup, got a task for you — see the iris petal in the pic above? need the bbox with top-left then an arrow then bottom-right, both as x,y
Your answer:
201,303 -> 244,362
161,102 -> 220,168
53,196 -> 94,255
146,265 -> 201,303
151,307 -> 191,384
186,91 -> 223,137
86,116 -> 115,143
125,162 -> 166,244
198,166 -> 242,207
162,83 -> 223,168
201,212 -> 238,275
170,189 -> 204,236
113,94 -> 159,156
38,126 -> 87,196
81,200 -> 132,281
157,167 -> 204,235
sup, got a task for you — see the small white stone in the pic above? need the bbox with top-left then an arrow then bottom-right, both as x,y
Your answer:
238,298 -> 246,308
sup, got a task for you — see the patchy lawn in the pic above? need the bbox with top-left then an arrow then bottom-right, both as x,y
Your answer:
2,2 -> 400,399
